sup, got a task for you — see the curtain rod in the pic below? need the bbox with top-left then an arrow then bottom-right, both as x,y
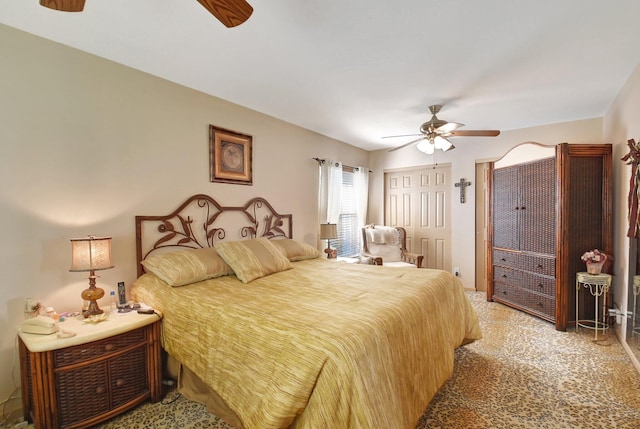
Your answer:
313,157 -> 371,173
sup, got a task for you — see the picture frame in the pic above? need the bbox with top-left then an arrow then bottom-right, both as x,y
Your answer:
209,125 -> 253,185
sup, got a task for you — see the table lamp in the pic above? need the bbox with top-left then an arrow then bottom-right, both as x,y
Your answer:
70,236 -> 114,317
319,223 -> 338,259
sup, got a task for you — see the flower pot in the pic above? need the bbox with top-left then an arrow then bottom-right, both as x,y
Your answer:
586,260 -> 605,274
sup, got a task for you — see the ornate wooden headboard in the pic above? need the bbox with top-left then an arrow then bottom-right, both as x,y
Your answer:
135,194 -> 293,277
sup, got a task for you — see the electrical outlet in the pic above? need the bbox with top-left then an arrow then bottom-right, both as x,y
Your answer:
608,309 -> 630,325
454,267 -> 460,277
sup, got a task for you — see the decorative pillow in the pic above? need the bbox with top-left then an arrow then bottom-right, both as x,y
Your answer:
141,247 -> 233,286
215,238 -> 293,284
270,239 -> 320,261
366,226 -> 400,245
368,243 -> 402,262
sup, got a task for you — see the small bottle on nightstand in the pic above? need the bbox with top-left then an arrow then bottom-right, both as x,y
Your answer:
110,291 -> 118,312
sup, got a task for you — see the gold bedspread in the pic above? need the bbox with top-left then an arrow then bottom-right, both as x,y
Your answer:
132,258 -> 482,429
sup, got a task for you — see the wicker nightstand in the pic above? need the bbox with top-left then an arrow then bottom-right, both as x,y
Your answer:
18,311 -> 162,429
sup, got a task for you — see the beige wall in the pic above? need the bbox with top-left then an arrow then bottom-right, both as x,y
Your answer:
0,24 -> 368,408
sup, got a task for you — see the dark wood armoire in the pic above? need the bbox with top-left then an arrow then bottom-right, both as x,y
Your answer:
487,143 -> 613,331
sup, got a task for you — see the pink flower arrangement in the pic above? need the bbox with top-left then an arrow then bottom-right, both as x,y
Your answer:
581,249 -> 607,264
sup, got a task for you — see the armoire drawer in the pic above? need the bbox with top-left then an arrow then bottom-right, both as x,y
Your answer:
493,283 -> 556,318
493,249 -> 555,277
493,266 -> 555,296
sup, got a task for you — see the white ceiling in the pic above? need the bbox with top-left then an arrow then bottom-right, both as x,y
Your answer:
2,1 -> 640,151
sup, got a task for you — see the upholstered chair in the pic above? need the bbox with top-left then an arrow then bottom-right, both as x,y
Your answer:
361,225 -> 423,268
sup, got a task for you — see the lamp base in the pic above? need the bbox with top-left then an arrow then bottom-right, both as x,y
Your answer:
324,247 -> 337,259
81,286 -> 105,317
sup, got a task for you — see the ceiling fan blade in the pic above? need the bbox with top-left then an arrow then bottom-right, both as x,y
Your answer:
450,130 -> 501,137
197,0 -> 253,27
388,137 -> 425,152
40,0 -> 85,12
381,133 -> 422,139
436,122 -> 464,134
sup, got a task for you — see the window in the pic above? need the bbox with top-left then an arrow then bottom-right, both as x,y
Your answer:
318,159 -> 368,258
335,166 -> 360,257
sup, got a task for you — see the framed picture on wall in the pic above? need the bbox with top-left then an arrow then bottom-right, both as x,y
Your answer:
209,125 -> 253,185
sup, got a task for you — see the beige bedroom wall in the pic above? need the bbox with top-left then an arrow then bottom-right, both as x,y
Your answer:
0,23 -> 367,407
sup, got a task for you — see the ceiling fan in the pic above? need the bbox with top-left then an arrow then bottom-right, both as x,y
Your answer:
384,105 -> 500,154
39,0 -> 253,28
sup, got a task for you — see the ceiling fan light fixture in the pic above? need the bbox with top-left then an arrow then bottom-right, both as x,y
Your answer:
416,139 -> 435,155
434,136 -> 453,151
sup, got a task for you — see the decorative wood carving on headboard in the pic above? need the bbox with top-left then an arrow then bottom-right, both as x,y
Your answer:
135,194 -> 292,276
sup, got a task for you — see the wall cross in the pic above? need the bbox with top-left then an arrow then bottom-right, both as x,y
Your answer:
454,178 -> 472,203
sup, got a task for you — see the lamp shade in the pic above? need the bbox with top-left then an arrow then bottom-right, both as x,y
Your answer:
70,236 -> 114,272
319,223 -> 338,240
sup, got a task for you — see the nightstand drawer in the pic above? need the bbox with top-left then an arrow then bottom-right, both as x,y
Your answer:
54,328 -> 146,367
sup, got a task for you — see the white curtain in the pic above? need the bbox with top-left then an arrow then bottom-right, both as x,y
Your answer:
354,166 -> 369,228
318,160 -> 342,223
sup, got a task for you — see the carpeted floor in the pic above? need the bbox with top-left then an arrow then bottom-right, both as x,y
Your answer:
97,292 -> 640,428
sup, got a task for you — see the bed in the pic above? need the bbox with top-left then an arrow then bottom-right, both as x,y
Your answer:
131,194 -> 482,429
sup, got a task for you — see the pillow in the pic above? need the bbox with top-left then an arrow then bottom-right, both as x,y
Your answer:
366,226 -> 400,245
141,247 -> 233,286
270,239 -> 320,261
368,243 -> 402,262
215,238 -> 293,283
